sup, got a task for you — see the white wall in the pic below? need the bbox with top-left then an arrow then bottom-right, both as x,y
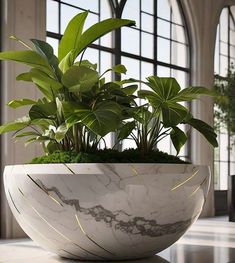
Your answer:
0,0 -> 45,238
1,0 -> 235,237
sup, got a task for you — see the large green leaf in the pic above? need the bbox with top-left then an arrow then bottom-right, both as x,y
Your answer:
138,89 -> 162,106
112,64 -> 127,74
73,18 -> 135,60
172,86 -> 217,102
0,50 -> 52,76
58,50 -> 74,73
162,102 -> 188,127
58,11 -> 88,62
31,39 -> 60,78
29,101 -> 57,120
186,118 -> 218,147
170,127 -> 187,155
62,65 -> 99,93
146,76 -> 181,100
55,123 -> 68,142
117,121 -> 136,140
73,101 -> 122,136
16,70 -> 62,100
122,85 -> 138,95
0,116 -> 30,134
7,99 -> 36,109
16,72 -> 32,82
14,131 -> 40,138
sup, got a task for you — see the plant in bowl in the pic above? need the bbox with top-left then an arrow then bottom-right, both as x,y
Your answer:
1,11 -> 218,261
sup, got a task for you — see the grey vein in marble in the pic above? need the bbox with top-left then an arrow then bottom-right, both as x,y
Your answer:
36,180 -> 192,238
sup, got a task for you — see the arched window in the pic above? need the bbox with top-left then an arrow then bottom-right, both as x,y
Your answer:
214,6 -> 235,190
46,0 -> 190,159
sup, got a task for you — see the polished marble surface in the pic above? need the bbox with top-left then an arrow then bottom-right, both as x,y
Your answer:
1,217 -> 235,262
4,164 -> 210,260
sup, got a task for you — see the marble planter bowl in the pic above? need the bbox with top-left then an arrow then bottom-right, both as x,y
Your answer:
4,163 -> 210,261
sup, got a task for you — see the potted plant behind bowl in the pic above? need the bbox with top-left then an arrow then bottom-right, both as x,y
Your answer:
0,11 -> 218,261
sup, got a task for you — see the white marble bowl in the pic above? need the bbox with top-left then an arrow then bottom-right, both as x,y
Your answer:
4,163 -> 210,260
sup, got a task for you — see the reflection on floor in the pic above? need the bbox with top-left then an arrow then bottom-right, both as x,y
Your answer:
0,217 -> 235,263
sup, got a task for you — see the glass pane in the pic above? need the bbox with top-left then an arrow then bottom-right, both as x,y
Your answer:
220,55 -> 229,76
121,57 -> 140,80
100,134 -> 113,149
157,65 -> 170,77
214,28 -> 219,74
157,19 -> 170,38
220,133 -> 228,161
220,162 -> 228,190
172,24 -> 187,44
171,70 -> 187,88
46,37 -> 59,57
141,61 -> 154,81
101,33 -> 112,47
231,162 -> 235,176
100,0 -> 112,20
169,0 -> 183,25
220,42 -> 228,56
220,8 -> 228,42
122,131 -> 137,150
100,0 -> 112,48
141,32 -> 154,59
62,0 -> 99,12
157,0 -> 170,20
171,42 -> 187,67
47,0 -> 59,33
214,161 -> 220,190
100,51 -> 112,81
60,4 -> 82,34
61,5 -> 99,34
157,37 -> 170,63
230,143 -> 235,162
141,0 -> 154,14
122,0 -> 140,28
122,28 -> 140,55
230,45 -> 235,59
230,15 -> 235,30
158,136 -> 171,154
82,48 -> 99,67
142,13 -> 154,33
230,30 -> 235,45
83,12 -> 99,31
214,142 -> 220,160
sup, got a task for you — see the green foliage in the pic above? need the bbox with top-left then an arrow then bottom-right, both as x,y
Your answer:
214,70 -> 235,137
125,76 -> 218,154
0,11 -> 218,163
30,149 -> 188,164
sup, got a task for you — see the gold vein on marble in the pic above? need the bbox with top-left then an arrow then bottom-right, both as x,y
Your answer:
171,170 -> 199,191
188,176 -> 209,198
18,188 -> 108,260
188,185 -> 201,198
75,214 -> 115,255
130,165 -> 138,176
26,174 -> 63,207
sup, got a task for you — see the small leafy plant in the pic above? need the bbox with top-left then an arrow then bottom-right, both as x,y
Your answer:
214,69 -> 235,138
0,11 -> 218,163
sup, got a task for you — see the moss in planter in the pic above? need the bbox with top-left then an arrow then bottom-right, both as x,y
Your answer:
29,149 -> 188,164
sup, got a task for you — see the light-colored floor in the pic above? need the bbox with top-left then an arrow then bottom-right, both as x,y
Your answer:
0,217 -> 235,263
